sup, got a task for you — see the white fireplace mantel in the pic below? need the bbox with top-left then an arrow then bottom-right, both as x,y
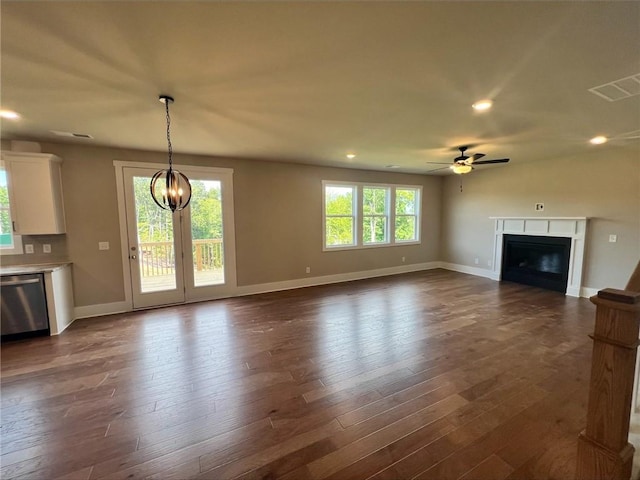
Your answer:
490,217 -> 588,297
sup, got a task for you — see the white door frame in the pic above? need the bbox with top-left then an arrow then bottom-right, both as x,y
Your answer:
114,160 -> 237,310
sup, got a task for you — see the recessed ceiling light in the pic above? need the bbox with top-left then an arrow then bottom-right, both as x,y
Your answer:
346,153 -> 356,159
0,110 -> 20,120
589,135 -> 608,145
472,100 -> 493,112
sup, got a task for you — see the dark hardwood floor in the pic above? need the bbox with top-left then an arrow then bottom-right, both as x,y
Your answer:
1,269 -> 596,480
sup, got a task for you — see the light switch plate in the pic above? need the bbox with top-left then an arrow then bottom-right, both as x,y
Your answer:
98,241 -> 110,250
535,203 -> 544,211
609,234 -> 617,243
25,244 -> 34,254
43,244 -> 51,253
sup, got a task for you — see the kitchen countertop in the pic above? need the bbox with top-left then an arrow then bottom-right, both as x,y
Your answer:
0,262 -> 72,276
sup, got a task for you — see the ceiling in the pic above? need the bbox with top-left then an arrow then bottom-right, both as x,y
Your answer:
1,1 -> 639,174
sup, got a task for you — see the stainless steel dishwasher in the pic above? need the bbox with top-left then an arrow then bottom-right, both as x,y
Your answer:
1,273 -> 50,340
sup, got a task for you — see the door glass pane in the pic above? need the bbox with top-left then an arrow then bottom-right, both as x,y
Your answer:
133,176 -> 177,292
190,180 -> 225,287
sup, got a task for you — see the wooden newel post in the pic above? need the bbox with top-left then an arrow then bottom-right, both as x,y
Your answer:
576,288 -> 640,479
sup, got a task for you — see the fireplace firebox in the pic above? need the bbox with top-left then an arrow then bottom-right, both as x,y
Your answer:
501,234 -> 571,293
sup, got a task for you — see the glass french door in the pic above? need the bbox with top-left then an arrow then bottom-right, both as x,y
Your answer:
122,166 -> 236,309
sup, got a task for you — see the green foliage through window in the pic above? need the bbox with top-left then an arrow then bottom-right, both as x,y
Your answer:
363,187 -> 388,244
395,188 -> 419,241
0,168 -> 15,248
325,186 -> 355,246
323,182 -> 420,248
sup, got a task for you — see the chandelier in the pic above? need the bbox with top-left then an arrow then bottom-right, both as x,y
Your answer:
150,95 -> 192,211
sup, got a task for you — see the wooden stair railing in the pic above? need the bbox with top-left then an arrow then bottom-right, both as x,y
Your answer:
576,260 -> 640,480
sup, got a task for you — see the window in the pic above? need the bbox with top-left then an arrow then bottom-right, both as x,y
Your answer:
324,184 -> 356,247
323,181 -> 421,250
0,162 -> 23,255
363,186 -> 389,244
395,188 -> 420,242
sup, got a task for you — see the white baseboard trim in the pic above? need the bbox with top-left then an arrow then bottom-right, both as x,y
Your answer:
438,262 -> 499,281
234,262 -> 442,297
74,301 -> 130,320
580,286 -> 599,298
50,319 -> 76,335
72,264 -> 441,319
566,286 -> 581,298
73,263 -> 598,319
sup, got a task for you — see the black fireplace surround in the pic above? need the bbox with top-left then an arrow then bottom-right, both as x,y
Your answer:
501,234 -> 571,293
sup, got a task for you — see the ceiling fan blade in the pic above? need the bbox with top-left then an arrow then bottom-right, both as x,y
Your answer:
425,162 -> 455,165
473,158 -> 510,165
469,153 -> 485,163
425,166 -> 452,173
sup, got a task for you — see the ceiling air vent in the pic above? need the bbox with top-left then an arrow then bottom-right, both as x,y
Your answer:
50,130 -> 93,139
589,73 -> 640,101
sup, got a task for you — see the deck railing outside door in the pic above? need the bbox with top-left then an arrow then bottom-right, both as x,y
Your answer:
138,239 -> 223,277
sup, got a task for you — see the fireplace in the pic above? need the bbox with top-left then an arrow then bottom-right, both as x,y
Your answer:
501,234 -> 571,292
490,217 -> 588,297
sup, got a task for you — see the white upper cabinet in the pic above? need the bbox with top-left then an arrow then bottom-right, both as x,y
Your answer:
2,152 -> 66,234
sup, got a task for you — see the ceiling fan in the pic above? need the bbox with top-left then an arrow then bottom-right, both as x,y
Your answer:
426,146 -> 510,174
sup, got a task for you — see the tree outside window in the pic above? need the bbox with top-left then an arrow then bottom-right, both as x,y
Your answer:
363,187 -> 389,244
0,165 -> 22,254
325,185 -> 355,247
395,188 -> 419,242
323,182 -> 421,250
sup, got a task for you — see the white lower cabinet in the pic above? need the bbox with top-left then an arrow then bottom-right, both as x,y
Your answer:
44,264 -> 75,335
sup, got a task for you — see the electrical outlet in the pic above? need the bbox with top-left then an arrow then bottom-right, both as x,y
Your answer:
305,266 -> 311,274
609,234 -> 617,243
99,241 -> 110,250
487,259 -> 492,267
402,256 -> 406,263
25,244 -> 34,254
474,258 -> 479,265
43,244 -> 51,253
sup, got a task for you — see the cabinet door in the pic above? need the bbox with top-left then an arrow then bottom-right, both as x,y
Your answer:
5,155 -> 66,234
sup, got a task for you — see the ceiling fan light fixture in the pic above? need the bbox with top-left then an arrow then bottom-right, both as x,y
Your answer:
589,135 -> 608,145
472,100 -> 493,112
451,164 -> 473,174
150,95 -> 192,212
0,109 -> 20,120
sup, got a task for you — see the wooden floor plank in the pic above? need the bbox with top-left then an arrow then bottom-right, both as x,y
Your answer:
0,270 -> 595,480
458,454 -> 514,480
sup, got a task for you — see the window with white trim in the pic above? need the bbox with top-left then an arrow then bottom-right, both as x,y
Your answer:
395,187 -> 420,242
324,184 -> 356,247
323,181 -> 421,250
0,162 -> 23,255
363,186 -> 389,245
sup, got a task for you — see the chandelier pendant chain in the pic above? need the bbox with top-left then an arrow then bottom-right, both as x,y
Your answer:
165,98 -> 173,169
